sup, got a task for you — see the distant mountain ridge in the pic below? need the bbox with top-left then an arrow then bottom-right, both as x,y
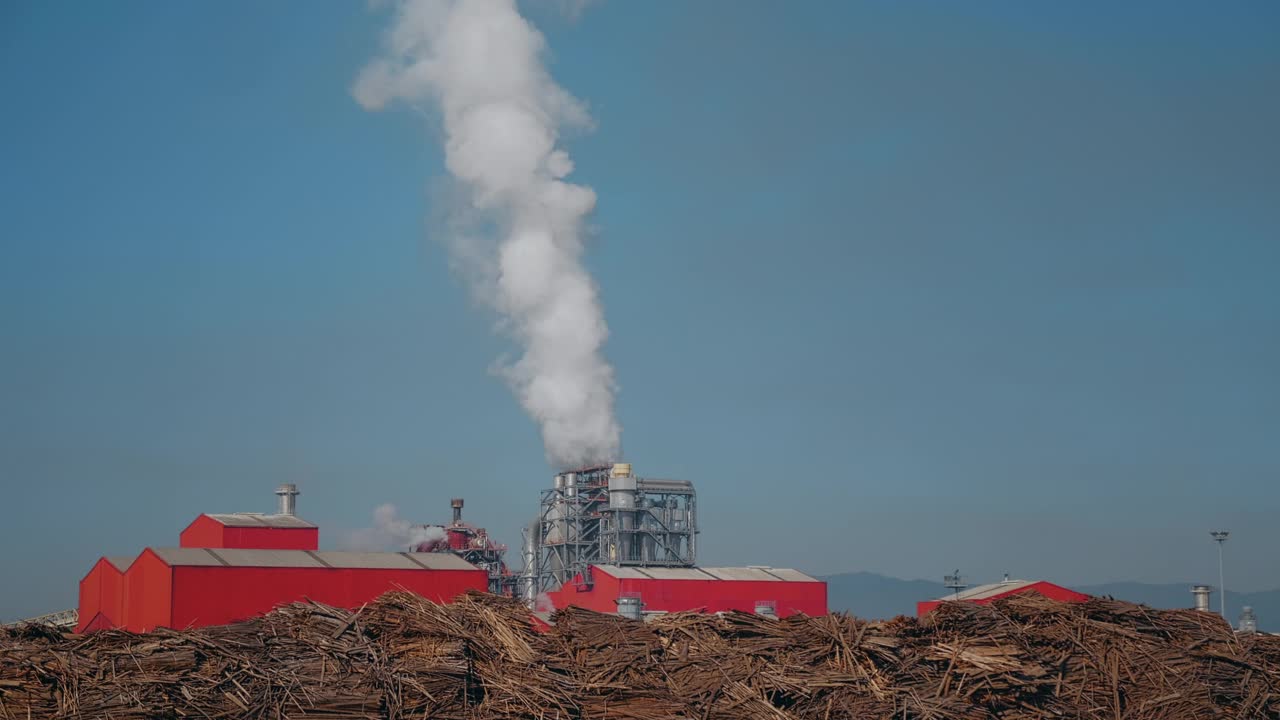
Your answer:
821,572 -> 1280,632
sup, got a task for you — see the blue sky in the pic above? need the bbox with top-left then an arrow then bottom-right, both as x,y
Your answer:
1,1 -> 1277,620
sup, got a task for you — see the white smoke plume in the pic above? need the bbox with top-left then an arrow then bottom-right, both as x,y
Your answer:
344,503 -> 448,551
354,0 -> 620,468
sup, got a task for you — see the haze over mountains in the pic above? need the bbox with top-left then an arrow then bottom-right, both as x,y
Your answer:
824,572 -> 1278,632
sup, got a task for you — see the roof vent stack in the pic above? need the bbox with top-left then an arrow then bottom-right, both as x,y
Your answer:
1191,585 -> 1213,612
275,484 -> 299,516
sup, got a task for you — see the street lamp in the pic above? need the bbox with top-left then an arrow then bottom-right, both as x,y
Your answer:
1210,531 -> 1229,620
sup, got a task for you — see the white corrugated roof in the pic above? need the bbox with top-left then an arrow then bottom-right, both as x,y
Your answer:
204,513 -> 316,529
633,567 -> 720,581
150,548 -> 479,570
936,580 -> 1039,602
593,565 -> 819,583
759,567 -> 820,583
598,566 -> 653,579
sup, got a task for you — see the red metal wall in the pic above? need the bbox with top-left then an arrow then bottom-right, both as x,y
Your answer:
76,560 -> 104,633
916,581 -> 1090,617
177,515 -> 225,548
121,550 -> 173,632
179,515 -> 319,550
77,558 -> 129,632
168,566 -> 488,628
549,570 -> 828,618
220,526 -> 318,550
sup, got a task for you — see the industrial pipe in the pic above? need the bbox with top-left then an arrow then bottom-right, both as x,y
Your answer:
521,517 -> 540,606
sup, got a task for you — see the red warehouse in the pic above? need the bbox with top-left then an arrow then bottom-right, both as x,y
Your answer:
179,513 -> 319,550
75,556 -> 133,633
113,548 -> 485,632
916,579 -> 1089,617
78,484 -> 489,632
547,565 -> 827,619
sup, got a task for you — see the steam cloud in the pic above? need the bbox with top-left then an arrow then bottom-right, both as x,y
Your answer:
345,503 -> 448,551
354,0 -> 620,468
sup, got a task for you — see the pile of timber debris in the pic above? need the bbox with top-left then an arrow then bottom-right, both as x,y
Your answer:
2,591 -> 1278,719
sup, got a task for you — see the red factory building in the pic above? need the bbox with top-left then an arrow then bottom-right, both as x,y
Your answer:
77,485 -> 487,633
916,579 -> 1089,617
76,556 -> 133,633
179,512 -> 319,550
547,564 -> 827,618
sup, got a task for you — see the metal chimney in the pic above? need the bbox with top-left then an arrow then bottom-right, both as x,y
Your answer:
1191,585 -> 1213,612
451,498 -> 464,525
274,484 -> 299,516
520,517 -> 540,606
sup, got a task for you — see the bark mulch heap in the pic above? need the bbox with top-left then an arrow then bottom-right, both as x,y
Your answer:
2,590 -> 1278,719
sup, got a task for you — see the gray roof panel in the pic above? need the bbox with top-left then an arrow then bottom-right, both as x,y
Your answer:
758,567 -> 821,583
208,549 -> 324,568
204,513 -> 317,529
946,580 -> 1038,601
404,553 -> 479,570
311,551 -> 420,569
594,565 -> 817,582
928,580 -> 1040,602
151,548 -> 479,571
596,565 -> 651,579
150,548 -> 225,566
634,567 -> 720,581
313,552 -> 477,570
702,567 -> 776,582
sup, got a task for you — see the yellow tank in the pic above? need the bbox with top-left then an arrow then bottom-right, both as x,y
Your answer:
611,462 -> 632,478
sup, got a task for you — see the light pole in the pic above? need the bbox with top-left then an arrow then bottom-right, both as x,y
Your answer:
1210,531 -> 1229,620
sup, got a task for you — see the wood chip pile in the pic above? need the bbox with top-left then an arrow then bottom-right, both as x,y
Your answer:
2,591 -> 1278,719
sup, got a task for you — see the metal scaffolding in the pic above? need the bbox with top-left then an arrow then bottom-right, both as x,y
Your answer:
412,498 -> 517,596
521,463 -> 697,599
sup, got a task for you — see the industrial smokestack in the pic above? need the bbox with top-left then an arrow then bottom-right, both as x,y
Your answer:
275,484 -> 299,516
353,0 -> 621,469
1191,585 -> 1214,612
451,498 -> 464,525
608,463 -> 637,562
521,516 -> 541,606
